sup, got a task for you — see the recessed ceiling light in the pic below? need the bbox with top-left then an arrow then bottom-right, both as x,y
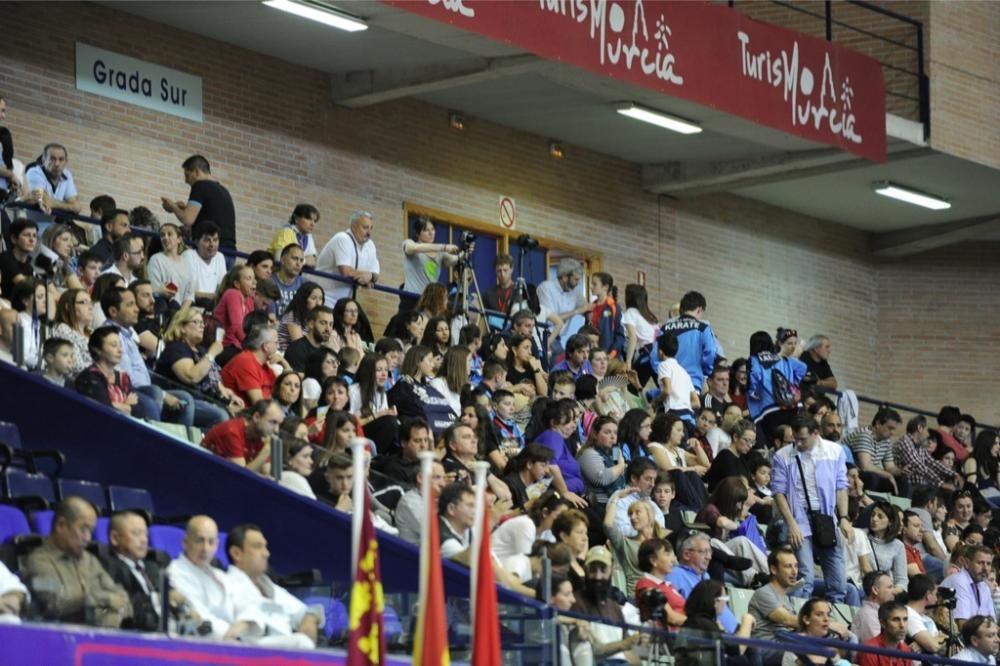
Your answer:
873,181 -> 951,210
614,102 -> 702,135
262,0 -> 367,32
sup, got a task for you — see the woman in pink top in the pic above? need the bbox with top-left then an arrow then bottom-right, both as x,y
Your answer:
213,264 -> 256,348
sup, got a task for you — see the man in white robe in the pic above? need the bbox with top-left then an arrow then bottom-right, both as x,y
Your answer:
225,523 -> 322,649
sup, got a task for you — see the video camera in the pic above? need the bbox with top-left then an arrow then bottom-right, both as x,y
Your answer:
927,586 -> 957,610
637,587 -> 667,624
515,233 -> 539,250
459,230 -> 476,252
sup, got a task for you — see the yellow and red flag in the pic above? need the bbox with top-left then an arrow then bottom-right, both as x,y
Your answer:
413,493 -> 450,666
347,488 -> 385,666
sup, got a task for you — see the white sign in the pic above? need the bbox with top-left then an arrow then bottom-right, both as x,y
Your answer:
75,43 -> 203,122
498,196 -> 517,230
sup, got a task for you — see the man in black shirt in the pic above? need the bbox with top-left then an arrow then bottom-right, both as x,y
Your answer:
161,154 -> 236,252
799,334 -> 837,392
284,306 -> 333,373
0,219 -> 37,297
89,208 -> 130,268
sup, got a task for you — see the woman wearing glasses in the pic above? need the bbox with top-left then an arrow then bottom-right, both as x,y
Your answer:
157,306 -> 243,427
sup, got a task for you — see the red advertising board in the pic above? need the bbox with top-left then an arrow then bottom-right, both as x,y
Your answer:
382,0 -> 887,162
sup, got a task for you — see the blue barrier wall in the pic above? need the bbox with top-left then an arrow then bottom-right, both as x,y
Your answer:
0,362 -> 539,607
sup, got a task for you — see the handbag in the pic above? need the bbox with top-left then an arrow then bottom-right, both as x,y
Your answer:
796,455 -> 837,549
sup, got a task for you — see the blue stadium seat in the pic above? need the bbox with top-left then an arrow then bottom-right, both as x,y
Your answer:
57,478 -> 108,513
302,595 -> 349,640
93,516 -> 110,544
107,485 -> 155,516
2,468 -> 56,512
0,422 -> 23,449
31,510 -> 53,535
0,421 -> 64,476
0,505 -> 30,542
149,524 -> 185,558
216,532 -> 229,568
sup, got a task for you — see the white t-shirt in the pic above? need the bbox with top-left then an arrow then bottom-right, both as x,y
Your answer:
348,383 -> 388,417
316,231 -> 380,307
845,526 -> 873,586
906,605 -> 938,639
622,308 -> 657,346
656,357 -> 695,411
182,249 -> 227,295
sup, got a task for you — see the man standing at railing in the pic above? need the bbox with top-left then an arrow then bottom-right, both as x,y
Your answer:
315,210 -> 380,308
160,155 -> 236,255
25,143 -> 81,215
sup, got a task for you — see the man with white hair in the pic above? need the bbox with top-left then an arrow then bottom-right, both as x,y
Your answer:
537,258 -> 590,322
315,210 -> 380,307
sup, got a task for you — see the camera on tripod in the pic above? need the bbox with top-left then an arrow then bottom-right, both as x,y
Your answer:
928,585 -> 957,610
516,233 -> 539,250
459,230 -> 476,253
637,587 -> 667,624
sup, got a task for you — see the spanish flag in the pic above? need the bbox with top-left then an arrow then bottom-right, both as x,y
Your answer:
347,487 -> 385,666
413,491 -> 450,666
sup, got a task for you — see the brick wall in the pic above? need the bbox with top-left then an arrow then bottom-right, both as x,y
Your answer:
927,1 -> 1000,169
0,2 -> 993,422
876,243 -> 1000,427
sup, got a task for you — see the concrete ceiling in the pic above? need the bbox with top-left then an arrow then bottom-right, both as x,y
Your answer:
104,0 -> 1000,253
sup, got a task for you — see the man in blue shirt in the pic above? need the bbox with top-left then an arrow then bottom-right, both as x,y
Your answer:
550,334 -> 592,380
656,291 -> 717,391
772,414 -> 850,603
25,143 -> 81,215
102,287 -> 194,425
666,532 -> 739,633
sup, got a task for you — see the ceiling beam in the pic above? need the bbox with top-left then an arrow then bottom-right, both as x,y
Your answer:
330,54 -> 546,108
642,146 -> 932,198
871,215 -> 1000,257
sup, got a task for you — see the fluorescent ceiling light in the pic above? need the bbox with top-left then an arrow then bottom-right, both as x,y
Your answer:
873,181 -> 951,210
263,0 -> 367,32
614,102 -> 702,135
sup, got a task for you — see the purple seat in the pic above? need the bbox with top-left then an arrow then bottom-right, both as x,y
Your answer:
0,505 -> 30,542
149,524 -> 185,558
215,532 -> 229,568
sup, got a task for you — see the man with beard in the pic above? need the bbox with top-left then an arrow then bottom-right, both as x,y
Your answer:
283,306 -> 333,373
571,545 -> 641,665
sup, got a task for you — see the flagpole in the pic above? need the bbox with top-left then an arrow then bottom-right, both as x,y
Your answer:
470,460 -> 490,626
349,437 -> 367,581
417,451 -> 435,600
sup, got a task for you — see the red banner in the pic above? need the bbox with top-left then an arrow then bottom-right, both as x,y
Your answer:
348,489 -> 386,666
383,0 -> 887,162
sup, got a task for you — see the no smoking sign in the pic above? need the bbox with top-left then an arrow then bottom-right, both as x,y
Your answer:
498,196 -> 517,230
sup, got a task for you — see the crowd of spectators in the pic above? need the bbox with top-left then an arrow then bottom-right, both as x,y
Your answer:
1,119 -> 999,663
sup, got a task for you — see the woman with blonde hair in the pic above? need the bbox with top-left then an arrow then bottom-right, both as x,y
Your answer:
156,306 -> 242,426
39,223 -> 83,290
604,486 -> 667,593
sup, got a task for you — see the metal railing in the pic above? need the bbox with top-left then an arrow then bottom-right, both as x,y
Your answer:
730,0 -> 929,134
